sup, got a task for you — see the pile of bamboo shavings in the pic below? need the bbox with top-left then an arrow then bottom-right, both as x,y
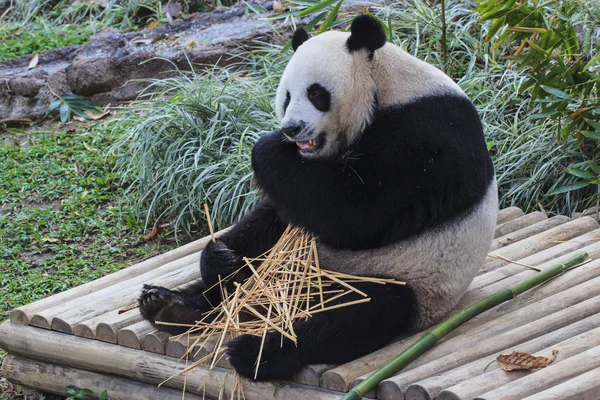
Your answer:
161,224 -> 405,397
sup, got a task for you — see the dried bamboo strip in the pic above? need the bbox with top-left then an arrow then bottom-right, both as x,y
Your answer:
0,322 -> 343,400
117,320 -> 155,349
460,241 -> 600,308
494,211 -> 547,239
415,319 -> 600,400
472,228 -> 600,291
490,215 -> 569,251
142,330 -> 171,355
496,207 -> 524,225
1,354 -> 206,400
50,265 -> 200,334
293,364 -> 338,387
10,229 -> 226,325
374,294 -> 600,400
28,254 -> 198,330
481,217 -> 597,273
473,344 -> 600,400
521,367 -> 600,400
347,267 -> 600,395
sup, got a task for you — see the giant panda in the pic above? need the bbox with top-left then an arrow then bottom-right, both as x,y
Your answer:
139,15 -> 498,381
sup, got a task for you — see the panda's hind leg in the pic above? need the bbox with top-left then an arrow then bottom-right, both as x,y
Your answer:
226,282 -> 417,380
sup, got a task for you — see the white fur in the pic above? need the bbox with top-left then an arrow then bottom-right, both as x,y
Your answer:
317,178 -> 498,329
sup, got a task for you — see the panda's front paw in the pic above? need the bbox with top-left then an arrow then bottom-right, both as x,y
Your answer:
200,240 -> 243,285
138,284 -> 183,323
226,333 -> 301,381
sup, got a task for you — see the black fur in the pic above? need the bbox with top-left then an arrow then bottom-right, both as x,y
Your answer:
252,94 -> 494,250
292,28 -> 309,52
346,14 -> 387,55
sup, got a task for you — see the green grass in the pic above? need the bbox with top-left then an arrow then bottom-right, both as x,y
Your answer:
0,19 -> 98,60
0,125 -> 182,322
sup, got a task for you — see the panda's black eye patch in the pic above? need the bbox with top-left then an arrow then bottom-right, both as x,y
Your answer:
283,91 -> 291,114
307,84 -> 331,112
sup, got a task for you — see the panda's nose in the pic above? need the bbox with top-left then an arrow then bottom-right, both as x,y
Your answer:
282,122 -> 303,137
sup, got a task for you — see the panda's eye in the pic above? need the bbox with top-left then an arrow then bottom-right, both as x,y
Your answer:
283,91 -> 291,114
307,84 -> 331,112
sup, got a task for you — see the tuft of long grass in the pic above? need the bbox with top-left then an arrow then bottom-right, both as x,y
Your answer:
109,50 -> 286,236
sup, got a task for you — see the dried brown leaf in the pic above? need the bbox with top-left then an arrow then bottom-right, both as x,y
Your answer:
273,0 -> 283,13
496,350 -> 559,371
146,19 -> 160,30
143,226 -> 159,241
28,54 -> 39,69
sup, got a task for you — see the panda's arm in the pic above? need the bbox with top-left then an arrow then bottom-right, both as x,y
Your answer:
251,130 -> 394,249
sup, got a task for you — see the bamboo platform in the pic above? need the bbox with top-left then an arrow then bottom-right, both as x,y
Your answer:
2,207 -> 600,400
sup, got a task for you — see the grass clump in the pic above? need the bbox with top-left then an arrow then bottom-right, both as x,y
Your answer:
110,52 -> 285,236
0,126 -> 178,321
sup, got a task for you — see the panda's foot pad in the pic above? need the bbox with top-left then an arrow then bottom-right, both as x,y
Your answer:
138,285 -> 183,323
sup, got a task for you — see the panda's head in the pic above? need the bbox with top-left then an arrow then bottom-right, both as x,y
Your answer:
275,15 -> 387,159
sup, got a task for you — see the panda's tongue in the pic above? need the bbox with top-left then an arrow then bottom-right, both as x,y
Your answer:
296,139 -> 315,150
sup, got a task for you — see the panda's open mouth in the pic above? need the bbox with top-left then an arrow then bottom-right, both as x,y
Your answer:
294,134 -> 324,154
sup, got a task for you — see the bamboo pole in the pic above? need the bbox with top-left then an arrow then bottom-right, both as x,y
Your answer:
496,207 -> 524,225
340,252 -> 588,400
493,211 -> 547,239
490,215 -> 568,251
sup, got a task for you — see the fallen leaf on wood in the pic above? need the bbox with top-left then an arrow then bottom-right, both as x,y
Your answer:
496,350 -> 559,371
28,54 -> 39,69
143,226 -> 159,241
73,110 -> 111,122
118,302 -> 139,314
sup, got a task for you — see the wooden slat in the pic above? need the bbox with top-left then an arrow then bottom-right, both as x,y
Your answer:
1,354 -> 204,400
413,322 -> 600,400
481,217 -> 597,273
117,320 -> 155,350
521,367 -> 600,400
472,228 -> 600,291
10,229 -> 226,325
50,263 -> 199,334
472,344 -> 600,400
93,311 -> 142,343
293,364 -> 337,387
28,254 -> 198,330
494,211 -> 547,238
496,207 -> 524,224
0,322 -> 344,400
490,215 -> 569,251
375,294 -> 600,399
142,330 -> 171,355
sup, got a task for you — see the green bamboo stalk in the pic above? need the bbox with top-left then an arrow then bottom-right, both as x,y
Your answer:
341,252 -> 589,400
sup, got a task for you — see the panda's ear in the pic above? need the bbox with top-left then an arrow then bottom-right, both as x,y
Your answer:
292,28 -> 310,52
346,14 -> 387,55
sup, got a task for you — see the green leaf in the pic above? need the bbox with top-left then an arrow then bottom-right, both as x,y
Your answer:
304,11 -> 327,32
46,99 -> 62,115
318,0 -> 343,33
6,127 -> 26,134
582,131 -> 600,140
584,118 -> 600,132
540,85 -> 571,100
547,181 -> 590,195
297,0 -> 339,17
100,390 -> 109,400
59,102 -> 71,123
565,166 -> 595,180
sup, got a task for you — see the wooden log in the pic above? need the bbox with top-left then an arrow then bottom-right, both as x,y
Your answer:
142,330 -> 171,355
460,241 -> 600,308
117,320 -> 155,350
521,367 -> 600,400
93,311 -> 142,343
0,322 -> 343,400
10,229 -> 227,325
581,206 -> 600,220
293,364 -> 337,387
471,228 -> 600,291
481,217 -> 597,274
1,354 -> 205,400
412,318 -> 600,400
494,211 -> 547,239
50,264 -> 199,334
373,294 -> 600,400
28,253 -> 198,330
496,207 -> 524,225
165,334 -> 189,359
490,215 -> 569,251
473,344 -> 600,400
